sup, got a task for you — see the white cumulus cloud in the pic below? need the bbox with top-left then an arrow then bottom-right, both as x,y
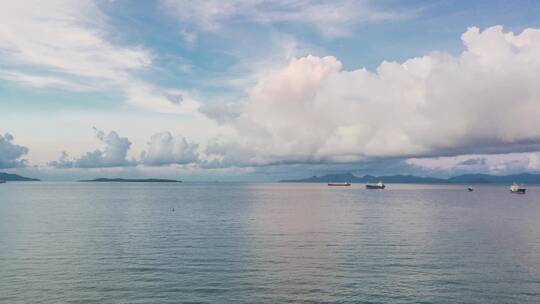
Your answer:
47,152 -> 73,169
202,26 -> 540,167
50,128 -> 134,168
0,133 -> 29,169
50,130 -> 201,168
140,132 -> 200,166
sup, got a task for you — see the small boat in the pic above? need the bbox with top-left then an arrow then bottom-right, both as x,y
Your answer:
366,181 -> 385,189
510,182 -> 526,194
467,186 -> 474,192
328,182 -> 351,186
0,180 -> 5,184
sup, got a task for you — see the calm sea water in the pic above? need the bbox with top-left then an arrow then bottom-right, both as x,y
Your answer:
1,182 -> 540,303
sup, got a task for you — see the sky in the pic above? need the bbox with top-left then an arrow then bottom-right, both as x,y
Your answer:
2,0 -> 540,181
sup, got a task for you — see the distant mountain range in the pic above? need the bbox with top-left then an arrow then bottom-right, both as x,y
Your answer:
280,173 -> 540,184
79,178 -> 181,183
0,172 -> 40,181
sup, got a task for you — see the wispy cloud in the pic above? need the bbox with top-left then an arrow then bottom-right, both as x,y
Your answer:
162,0 -> 417,37
0,71 -> 92,91
0,0 -> 200,114
0,1 -> 150,85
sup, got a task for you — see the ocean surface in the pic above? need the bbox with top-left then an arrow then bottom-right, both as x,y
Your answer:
1,182 -> 540,303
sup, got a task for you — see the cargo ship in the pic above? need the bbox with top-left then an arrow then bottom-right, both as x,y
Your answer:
328,182 -> 351,186
366,181 -> 385,189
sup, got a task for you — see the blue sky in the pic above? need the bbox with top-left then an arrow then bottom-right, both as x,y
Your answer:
2,0 -> 540,181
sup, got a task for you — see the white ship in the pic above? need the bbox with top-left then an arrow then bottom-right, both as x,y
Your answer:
510,182 -> 526,194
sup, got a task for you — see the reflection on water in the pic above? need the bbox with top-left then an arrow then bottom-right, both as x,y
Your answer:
1,182 -> 540,303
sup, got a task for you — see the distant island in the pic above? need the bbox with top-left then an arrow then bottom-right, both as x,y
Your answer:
0,172 -> 40,181
281,172 -> 540,184
79,178 -> 182,183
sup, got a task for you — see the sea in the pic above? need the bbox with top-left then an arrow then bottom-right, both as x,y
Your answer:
1,182 -> 540,303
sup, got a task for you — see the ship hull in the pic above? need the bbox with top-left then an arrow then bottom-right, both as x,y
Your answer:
328,183 -> 351,186
366,185 -> 385,189
510,189 -> 526,194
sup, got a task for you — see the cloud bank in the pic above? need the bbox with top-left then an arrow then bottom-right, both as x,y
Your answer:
50,129 -> 201,168
200,26 -> 540,166
27,25 -> 540,176
0,133 -> 29,169
408,151 -> 540,176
